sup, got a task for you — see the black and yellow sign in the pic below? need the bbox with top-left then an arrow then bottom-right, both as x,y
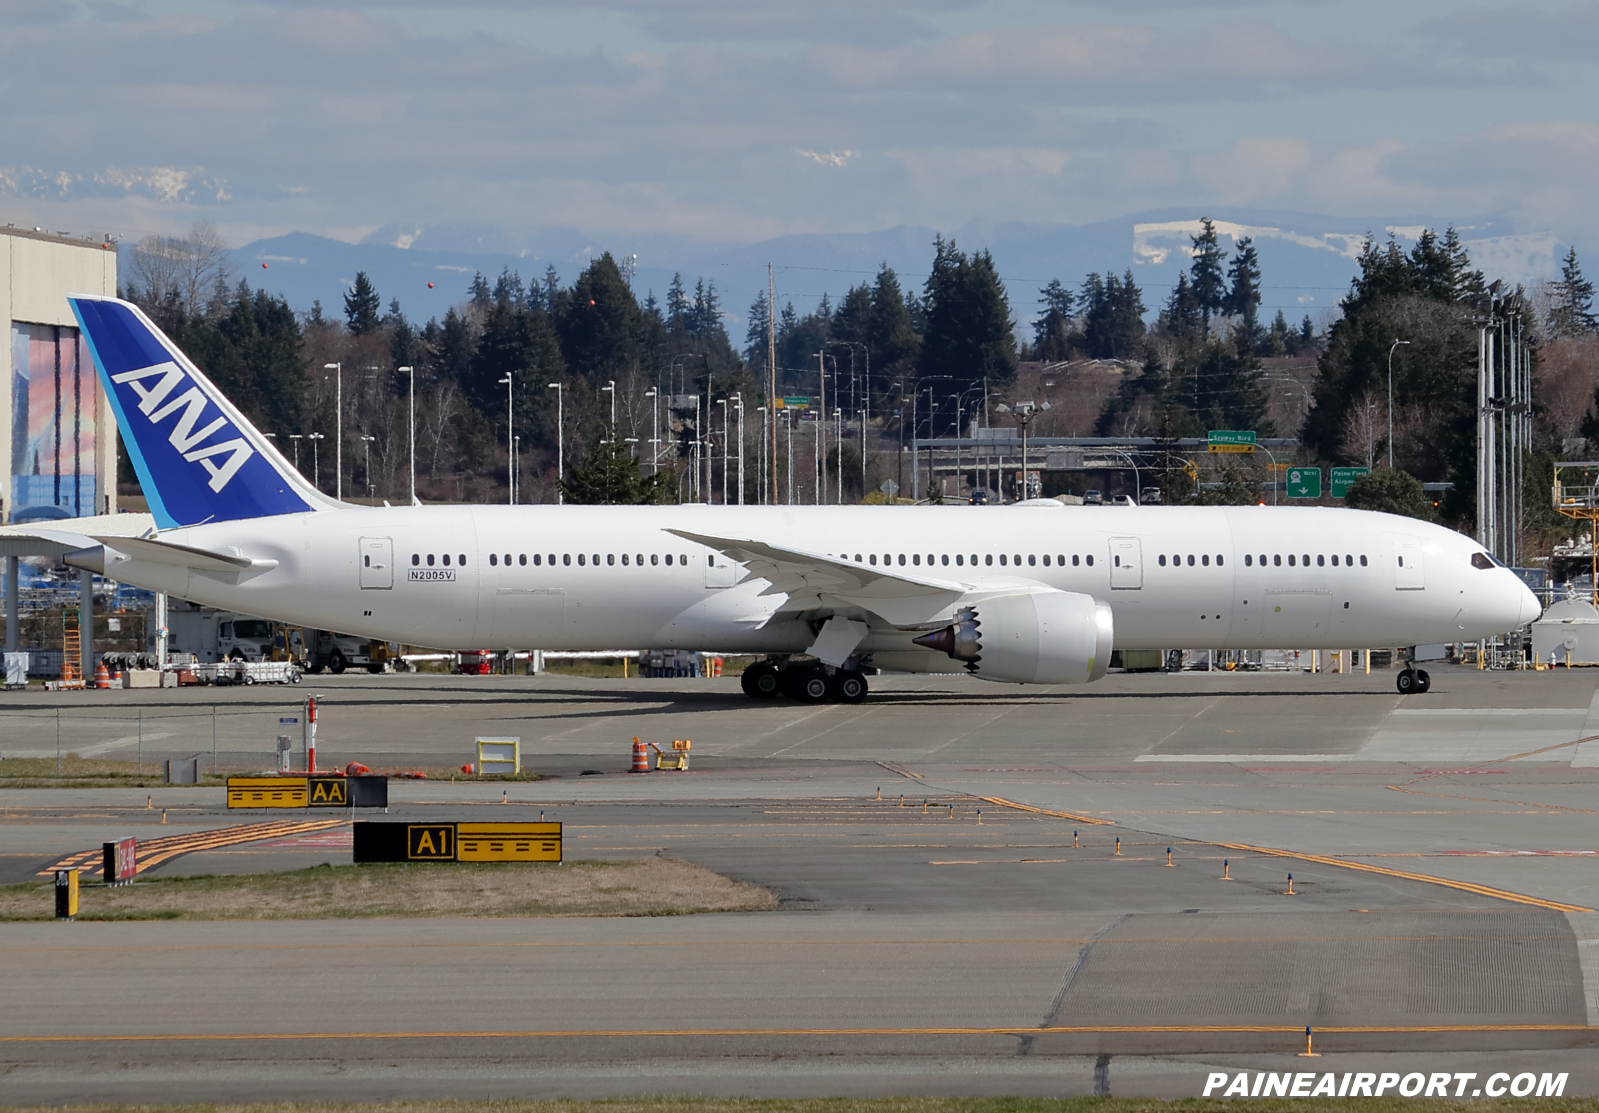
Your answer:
227,777 -> 308,809
353,821 -> 562,864
457,822 -> 561,862
307,777 -> 348,807
55,869 -> 79,919
407,824 -> 455,860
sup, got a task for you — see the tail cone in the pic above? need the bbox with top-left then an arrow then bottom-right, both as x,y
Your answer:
913,628 -> 954,655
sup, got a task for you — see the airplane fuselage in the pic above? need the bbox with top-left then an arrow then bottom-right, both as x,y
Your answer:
106,502 -> 1534,661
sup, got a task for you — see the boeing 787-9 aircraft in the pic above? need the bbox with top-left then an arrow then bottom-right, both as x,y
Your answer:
46,295 -> 1539,703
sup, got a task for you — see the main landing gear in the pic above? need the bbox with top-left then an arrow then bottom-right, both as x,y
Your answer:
1396,667 -> 1431,695
741,660 -> 868,704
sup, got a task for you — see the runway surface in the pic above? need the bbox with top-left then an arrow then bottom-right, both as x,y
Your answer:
3,664 -> 1597,1099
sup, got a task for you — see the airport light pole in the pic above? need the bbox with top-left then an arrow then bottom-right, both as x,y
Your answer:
398,366 -> 415,505
718,397 -> 729,505
308,432 -> 325,492
546,383 -> 563,503
360,435 -> 375,500
324,363 -> 343,499
756,405 -> 766,504
499,374 -> 514,505
1387,339 -> 1410,469
602,380 -> 616,442
288,433 -> 303,472
734,393 -> 745,505
645,389 -> 659,474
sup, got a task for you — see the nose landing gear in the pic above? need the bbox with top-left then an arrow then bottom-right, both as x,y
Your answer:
1397,667 -> 1431,695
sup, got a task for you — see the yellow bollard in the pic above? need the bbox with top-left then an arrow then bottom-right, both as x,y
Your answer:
160,809 -> 167,825
876,786 -> 881,801
923,798 -> 928,814
1073,830 -> 1079,848
1364,648 -> 1370,675
1298,1026 -> 1320,1058
146,795 -> 152,809
1166,847 -> 1173,867
1222,859 -> 1231,880
501,789 -> 509,804
977,810 -> 982,825
1568,650 -> 1573,669
1286,873 -> 1295,895
947,804 -> 954,818
1115,837 -> 1121,856
898,794 -> 904,807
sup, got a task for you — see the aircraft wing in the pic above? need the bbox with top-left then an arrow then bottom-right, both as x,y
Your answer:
667,528 -> 978,626
64,533 -> 278,581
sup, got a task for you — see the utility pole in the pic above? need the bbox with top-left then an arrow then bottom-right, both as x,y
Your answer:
735,393 -> 745,505
645,389 -> 659,474
499,374 -> 514,505
398,366 -> 415,505
816,351 -> 828,505
546,383 -> 563,504
768,264 -> 778,505
324,363 -> 342,499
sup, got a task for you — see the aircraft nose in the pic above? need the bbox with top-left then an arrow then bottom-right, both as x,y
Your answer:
1515,579 -> 1542,627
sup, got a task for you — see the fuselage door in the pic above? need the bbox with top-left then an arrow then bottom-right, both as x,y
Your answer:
359,536 -> 393,589
1109,537 -> 1143,589
1394,538 -> 1425,590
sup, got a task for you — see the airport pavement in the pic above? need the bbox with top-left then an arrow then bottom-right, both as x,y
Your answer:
2,664 -> 1597,1099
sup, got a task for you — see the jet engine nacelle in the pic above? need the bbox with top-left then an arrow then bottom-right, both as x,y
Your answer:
913,590 -> 1114,685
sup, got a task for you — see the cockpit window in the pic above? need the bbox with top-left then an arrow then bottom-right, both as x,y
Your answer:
1471,552 -> 1495,570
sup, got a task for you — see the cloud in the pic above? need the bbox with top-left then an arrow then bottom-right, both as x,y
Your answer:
797,149 -> 854,168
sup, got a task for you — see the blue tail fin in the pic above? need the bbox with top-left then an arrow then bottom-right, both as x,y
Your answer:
69,295 -> 327,529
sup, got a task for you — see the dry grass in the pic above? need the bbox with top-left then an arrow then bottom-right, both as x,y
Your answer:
3,1100 -> 1593,1113
0,857 -> 774,921
0,754 -> 228,789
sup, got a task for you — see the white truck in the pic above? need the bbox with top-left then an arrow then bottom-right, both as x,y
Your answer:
167,603 -> 380,672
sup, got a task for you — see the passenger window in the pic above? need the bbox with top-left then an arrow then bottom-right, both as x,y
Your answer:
564,554 -> 571,566
1331,554 -> 1338,566
411,553 -> 419,566
427,554 -> 435,566
1244,554 -> 1252,567
1072,555 -> 1080,566
1013,555 -> 1021,565
665,554 -> 672,565
1345,554 -> 1353,565
1159,555 -> 1167,566
651,554 -> 659,565
608,554 -> 615,566
999,554 -> 1008,566
637,553 -> 643,566
1288,555 -> 1295,566
504,554 -> 511,566
1057,554 -> 1065,565
985,555 -> 993,566
489,554 -> 498,566
955,554 -> 964,566
1086,554 -> 1094,566
870,554 -> 878,565
1360,555 -> 1368,566
578,554 -> 586,566
443,554 -> 452,566
622,554 -> 629,566
680,554 -> 688,564
1186,555 -> 1194,566
533,554 -> 541,566
942,554 -> 949,566
1259,554 -> 1267,565
595,554 -> 601,566
1216,555 -> 1223,566
1317,555 -> 1325,566
1273,555 -> 1280,566
1042,555 -> 1050,567
548,554 -> 556,565
1202,554 -> 1209,566
913,554 -> 921,566
459,554 -> 466,565
898,554 -> 906,566
1028,555 -> 1036,566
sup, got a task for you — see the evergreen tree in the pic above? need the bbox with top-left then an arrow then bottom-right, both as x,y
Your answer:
666,274 -> 689,330
1224,236 -> 1262,349
1159,272 -> 1202,342
918,237 -> 1017,390
492,267 -> 526,309
1032,278 -> 1075,360
1079,271 -> 1145,359
868,265 -> 919,382
556,253 -> 646,382
1189,218 -> 1226,331
466,302 -> 566,445
468,271 -> 493,308
560,435 -> 673,504
745,289 -> 772,369
343,271 -> 381,336
1345,467 -> 1432,520
1551,247 -> 1597,337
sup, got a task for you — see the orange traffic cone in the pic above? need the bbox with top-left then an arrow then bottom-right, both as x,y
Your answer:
630,737 -> 650,772
94,662 -> 111,689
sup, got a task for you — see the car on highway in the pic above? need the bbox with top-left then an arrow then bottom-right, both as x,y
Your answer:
1082,489 -> 1104,505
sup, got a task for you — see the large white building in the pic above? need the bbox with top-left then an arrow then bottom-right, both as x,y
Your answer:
1,225 -> 120,523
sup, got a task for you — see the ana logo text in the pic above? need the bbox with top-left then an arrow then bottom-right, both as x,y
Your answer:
111,361 -> 254,492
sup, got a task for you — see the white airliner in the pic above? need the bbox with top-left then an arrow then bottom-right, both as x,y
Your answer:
48,295 -> 1537,702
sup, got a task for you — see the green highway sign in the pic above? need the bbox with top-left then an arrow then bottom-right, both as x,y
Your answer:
1208,430 -> 1256,446
1286,467 -> 1322,499
1330,466 -> 1369,498
781,396 -> 811,409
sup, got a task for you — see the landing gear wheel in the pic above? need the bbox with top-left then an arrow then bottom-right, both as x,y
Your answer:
793,669 -> 832,703
741,662 -> 781,699
831,669 -> 868,704
1397,668 -> 1418,695
329,651 -> 347,675
1414,668 -> 1431,694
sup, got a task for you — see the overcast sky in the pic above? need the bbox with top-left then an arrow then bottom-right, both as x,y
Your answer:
3,0 -> 1597,254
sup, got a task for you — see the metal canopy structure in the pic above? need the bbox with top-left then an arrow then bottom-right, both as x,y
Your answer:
1552,462 -> 1599,605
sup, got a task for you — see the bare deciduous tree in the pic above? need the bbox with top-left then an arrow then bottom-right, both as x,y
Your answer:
126,220 -> 229,316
